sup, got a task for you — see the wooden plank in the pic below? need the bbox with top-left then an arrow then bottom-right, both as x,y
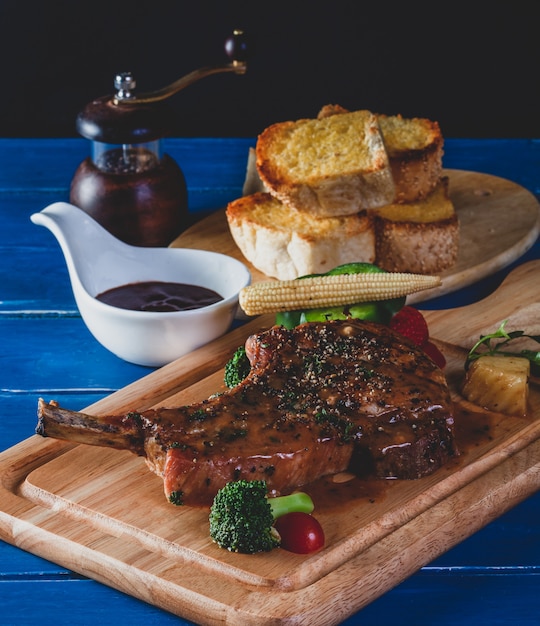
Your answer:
0,261 -> 539,623
0,139 -> 537,197
0,138 -> 254,193
1,571 -> 539,626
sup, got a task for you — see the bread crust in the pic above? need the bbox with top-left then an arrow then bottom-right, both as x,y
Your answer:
226,192 -> 376,280
375,214 -> 459,274
374,178 -> 459,274
256,111 -> 395,217
318,107 -> 444,203
379,114 -> 444,203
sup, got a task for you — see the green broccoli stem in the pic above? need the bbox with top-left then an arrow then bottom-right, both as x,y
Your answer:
267,492 -> 314,519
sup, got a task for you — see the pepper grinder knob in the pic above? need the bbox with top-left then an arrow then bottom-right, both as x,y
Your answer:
224,29 -> 248,65
114,72 -> 137,101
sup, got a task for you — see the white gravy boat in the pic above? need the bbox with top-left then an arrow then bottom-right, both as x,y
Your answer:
31,202 -> 251,367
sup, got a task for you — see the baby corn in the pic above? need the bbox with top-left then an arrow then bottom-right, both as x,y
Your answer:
239,272 -> 441,316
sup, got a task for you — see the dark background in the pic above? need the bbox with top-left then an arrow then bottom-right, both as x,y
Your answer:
0,0 -> 537,139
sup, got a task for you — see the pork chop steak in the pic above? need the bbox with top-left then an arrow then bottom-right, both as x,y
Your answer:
36,320 -> 458,505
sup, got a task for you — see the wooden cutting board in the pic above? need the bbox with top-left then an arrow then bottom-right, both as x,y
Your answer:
170,170 -> 540,304
1,261 -> 540,625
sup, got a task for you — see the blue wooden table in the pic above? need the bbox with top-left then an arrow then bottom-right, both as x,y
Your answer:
0,137 -> 539,625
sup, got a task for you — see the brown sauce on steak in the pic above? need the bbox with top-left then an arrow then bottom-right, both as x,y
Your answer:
36,320 -> 458,506
157,320 -> 458,503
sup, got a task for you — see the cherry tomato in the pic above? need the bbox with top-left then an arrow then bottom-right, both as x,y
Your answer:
274,512 -> 325,554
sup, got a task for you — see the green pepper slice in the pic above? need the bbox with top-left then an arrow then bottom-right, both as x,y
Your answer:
275,309 -> 303,329
275,262 -> 405,327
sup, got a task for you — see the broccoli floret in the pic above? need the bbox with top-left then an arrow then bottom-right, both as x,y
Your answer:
168,490 -> 184,505
224,345 -> 251,388
209,479 -> 314,553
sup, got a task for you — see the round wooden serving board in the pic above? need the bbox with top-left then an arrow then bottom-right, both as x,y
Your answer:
171,169 -> 540,303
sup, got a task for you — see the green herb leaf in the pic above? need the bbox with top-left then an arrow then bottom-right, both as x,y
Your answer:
466,320 -> 540,374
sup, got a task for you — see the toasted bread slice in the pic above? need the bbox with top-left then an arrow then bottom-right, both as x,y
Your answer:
374,176 -> 459,274
318,106 -> 443,203
226,191 -> 375,280
378,114 -> 444,203
256,110 -> 395,217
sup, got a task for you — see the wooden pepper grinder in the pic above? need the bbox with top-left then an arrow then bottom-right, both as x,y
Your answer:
70,29 -> 248,247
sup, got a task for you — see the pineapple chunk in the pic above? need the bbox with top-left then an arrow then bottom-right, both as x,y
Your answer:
463,355 -> 530,416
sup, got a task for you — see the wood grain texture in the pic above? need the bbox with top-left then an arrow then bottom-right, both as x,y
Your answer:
170,170 -> 540,304
0,261 -> 539,624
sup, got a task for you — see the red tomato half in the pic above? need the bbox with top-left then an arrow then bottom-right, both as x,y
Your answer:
274,512 -> 325,554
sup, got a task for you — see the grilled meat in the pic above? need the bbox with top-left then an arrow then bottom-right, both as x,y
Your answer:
36,320 -> 458,505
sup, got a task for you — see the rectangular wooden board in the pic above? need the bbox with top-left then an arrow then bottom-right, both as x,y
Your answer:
1,261 -> 539,625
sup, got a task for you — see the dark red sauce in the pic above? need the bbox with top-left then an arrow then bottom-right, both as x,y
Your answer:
96,281 -> 223,312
